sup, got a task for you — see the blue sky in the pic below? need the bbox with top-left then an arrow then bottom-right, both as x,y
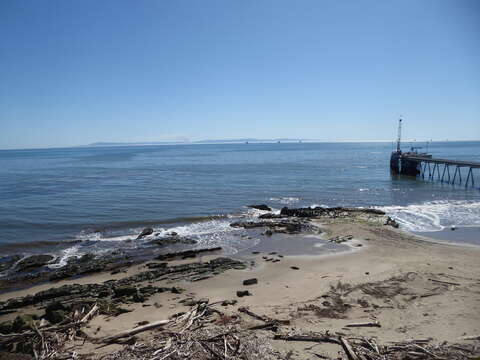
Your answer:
0,0 -> 479,149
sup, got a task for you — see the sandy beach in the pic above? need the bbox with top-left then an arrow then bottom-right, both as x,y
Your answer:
1,209 -> 479,359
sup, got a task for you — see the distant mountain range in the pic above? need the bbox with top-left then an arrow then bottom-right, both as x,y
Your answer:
88,138 -> 306,146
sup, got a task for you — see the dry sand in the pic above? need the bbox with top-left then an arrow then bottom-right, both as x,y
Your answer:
1,220 -> 479,359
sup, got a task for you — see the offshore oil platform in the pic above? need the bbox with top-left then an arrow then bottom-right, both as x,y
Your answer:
390,119 -> 479,188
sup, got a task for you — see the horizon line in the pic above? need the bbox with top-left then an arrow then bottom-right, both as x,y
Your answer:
1,138 -> 480,151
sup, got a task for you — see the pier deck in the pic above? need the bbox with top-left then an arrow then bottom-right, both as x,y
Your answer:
396,154 -> 480,188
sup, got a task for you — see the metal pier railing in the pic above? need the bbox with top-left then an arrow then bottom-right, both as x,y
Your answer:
402,155 -> 480,188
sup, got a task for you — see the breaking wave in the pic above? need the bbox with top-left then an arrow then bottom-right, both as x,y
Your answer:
378,200 -> 480,232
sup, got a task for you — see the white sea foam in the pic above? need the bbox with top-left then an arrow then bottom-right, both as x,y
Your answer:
269,197 -> 300,205
48,246 -> 82,269
378,200 -> 480,232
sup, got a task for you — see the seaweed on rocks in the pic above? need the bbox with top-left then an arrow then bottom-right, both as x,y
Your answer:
280,206 -> 385,218
155,247 -> 222,261
149,235 -> 197,246
230,220 -> 321,235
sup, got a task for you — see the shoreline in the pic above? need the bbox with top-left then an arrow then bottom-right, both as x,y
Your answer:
1,209 -> 479,359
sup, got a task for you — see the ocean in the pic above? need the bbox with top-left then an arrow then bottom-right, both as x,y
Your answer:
1,141 -> 479,266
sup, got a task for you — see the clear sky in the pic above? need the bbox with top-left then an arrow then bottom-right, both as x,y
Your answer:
0,0 -> 479,149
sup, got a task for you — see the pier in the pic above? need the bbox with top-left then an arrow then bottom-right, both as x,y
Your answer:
389,119 -> 480,188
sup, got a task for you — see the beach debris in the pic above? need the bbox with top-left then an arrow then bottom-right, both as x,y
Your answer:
340,337 -> 360,360
243,278 -> 258,286
236,290 -> 252,297
239,307 -> 290,327
345,321 -> 381,328
290,266 -> 300,270
248,204 -> 272,211
428,278 -> 461,286
136,227 -> 153,239
103,319 -> 171,343
462,334 -> 480,340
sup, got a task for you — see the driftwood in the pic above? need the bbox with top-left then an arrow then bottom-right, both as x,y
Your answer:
273,333 -> 341,345
340,337 -> 360,360
429,278 -> 461,286
346,321 -> 381,328
102,319 -> 171,343
238,306 -> 290,326
462,334 -> 480,340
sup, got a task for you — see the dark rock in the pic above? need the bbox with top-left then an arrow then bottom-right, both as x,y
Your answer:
137,227 -> 154,239
11,314 -> 37,332
0,352 -> 34,359
0,321 -> 13,334
16,255 -> 54,272
49,254 -> 133,281
0,257 -> 246,314
280,206 -> 385,218
45,309 -> 66,324
247,204 -> 272,211
0,255 -> 21,272
329,235 -> 353,244
114,285 -> 137,297
155,247 -> 222,261
290,266 -> 300,270
145,262 -> 168,269
231,220 -> 320,235
242,278 -> 258,286
221,300 -> 238,306
384,216 -> 399,228
236,290 -> 251,297
258,214 -> 286,219
149,236 -> 197,246
264,229 -> 273,236
251,251 -> 260,255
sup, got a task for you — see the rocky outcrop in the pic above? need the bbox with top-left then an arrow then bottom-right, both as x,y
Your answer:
247,204 -> 272,211
149,235 -> 197,246
230,220 -> 320,234
155,247 -> 222,261
384,216 -> 399,228
280,206 -> 385,218
49,253 -> 133,281
16,255 -> 54,272
0,255 -> 21,272
0,257 -> 246,313
137,227 -> 154,239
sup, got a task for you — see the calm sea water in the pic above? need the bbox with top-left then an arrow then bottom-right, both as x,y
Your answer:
1,141 -> 479,262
